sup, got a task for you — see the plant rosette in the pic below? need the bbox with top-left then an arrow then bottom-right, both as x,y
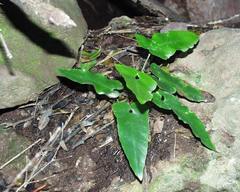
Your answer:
57,30 -> 216,181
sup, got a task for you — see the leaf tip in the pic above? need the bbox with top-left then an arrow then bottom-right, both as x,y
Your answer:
136,172 -> 143,181
204,139 -> 216,152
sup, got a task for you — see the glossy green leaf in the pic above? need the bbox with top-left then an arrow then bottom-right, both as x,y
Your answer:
58,68 -> 123,98
135,31 -> 199,60
80,60 -> 97,71
152,90 -> 215,151
112,101 -> 149,180
151,63 -> 204,102
115,64 -> 157,104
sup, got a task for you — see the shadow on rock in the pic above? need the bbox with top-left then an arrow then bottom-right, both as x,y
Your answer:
0,0 -> 75,58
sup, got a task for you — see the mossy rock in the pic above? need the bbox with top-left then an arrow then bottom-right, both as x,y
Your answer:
0,126 -> 31,179
0,0 -> 87,109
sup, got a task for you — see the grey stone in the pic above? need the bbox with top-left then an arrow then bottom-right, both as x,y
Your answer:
168,28 -> 240,192
0,0 -> 87,109
0,66 -> 38,108
10,0 -> 77,28
0,126 -> 31,183
126,0 -> 186,21
127,0 -> 240,24
186,0 -> 240,23
160,22 -> 188,32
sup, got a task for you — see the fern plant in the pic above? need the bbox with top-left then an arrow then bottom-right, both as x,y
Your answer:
58,30 -> 215,181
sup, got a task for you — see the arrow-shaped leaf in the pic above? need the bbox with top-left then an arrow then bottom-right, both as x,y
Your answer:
115,64 -> 157,104
58,68 -> 123,98
136,31 -> 199,60
151,63 -> 205,102
112,101 -> 149,180
152,90 -> 215,151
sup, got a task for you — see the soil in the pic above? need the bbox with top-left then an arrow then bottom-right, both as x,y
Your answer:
0,16 -> 237,192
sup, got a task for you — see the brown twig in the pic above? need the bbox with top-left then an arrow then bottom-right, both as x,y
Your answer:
32,183 -> 47,192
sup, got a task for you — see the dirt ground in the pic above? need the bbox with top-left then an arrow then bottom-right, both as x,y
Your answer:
0,16 -> 236,192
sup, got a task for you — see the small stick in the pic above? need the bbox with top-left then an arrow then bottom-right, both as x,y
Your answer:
75,31 -> 90,67
107,29 -> 135,35
173,133 -> 177,159
4,150 -> 43,192
27,174 -> 57,184
0,30 -> 15,75
72,120 -> 114,149
21,107 -> 78,189
142,53 -> 151,71
0,139 -> 41,170
97,49 -> 126,65
208,13 -> 240,25
0,31 -> 13,59
6,107 -> 78,192
32,183 -> 47,192
0,116 -> 34,129
65,101 -> 111,140
83,101 -> 111,121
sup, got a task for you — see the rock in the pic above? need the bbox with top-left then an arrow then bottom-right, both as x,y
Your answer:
167,28 -> 240,192
162,0 -> 240,24
0,125 -> 31,183
161,0 -> 189,20
104,28 -> 240,192
126,0 -> 187,21
126,0 -> 240,24
10,0 -> 77,28
165,0 -> 240,24
186,0 -> 240,23
108,16 -> 134,30
160,22 -> 188,32
0,66 -> 38,108
77,0 -> 132,29
0,0 -> 87,109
